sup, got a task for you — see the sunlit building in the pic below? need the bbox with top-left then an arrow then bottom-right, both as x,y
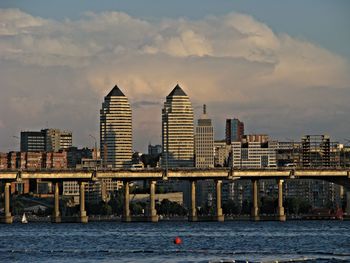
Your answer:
100,85 -> 132,168
161,84 -> 194,168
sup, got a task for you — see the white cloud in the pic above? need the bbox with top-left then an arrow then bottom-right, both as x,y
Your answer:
0,8 -> 349,151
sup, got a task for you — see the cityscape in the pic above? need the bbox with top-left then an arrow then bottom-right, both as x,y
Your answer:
1,83 -> 349,225
0,1 -> 349,263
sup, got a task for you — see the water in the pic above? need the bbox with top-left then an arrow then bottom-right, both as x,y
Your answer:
0,221 -> 349,262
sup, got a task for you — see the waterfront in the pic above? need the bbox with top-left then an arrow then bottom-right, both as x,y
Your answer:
0,221 -> 349,262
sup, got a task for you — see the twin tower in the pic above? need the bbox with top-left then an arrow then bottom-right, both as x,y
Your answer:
100,84 -> 194,168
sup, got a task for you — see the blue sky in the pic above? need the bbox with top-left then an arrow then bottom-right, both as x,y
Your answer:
0,1 -> 349,151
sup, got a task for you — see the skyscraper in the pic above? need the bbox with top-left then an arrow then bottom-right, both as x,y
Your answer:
195,104 -> 214,168
195,104 -> 215,206
100,85 -> 132,168
161,84 -> 194,168
225,118 -> 244,144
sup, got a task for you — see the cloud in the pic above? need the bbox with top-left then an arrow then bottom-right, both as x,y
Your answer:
0,8 -> 349,152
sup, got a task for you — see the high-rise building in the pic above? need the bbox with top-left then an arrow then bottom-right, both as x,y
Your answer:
100,85 -> 132,168
20,131 -> 45,152
225,118 -> 244,144
44,129 -> 72,152
195,104 -> 214,168
20,129 -> 72,152
161,84 -> 194,168
301,135 -> 339,167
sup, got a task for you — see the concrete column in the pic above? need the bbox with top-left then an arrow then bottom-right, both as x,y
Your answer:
277,179 -> 286,221
189,180 -> 198,222
346,190 -> 350,216
52,182 -> 61,223
251,179 -> 260,221
122,181 -> 131,222
149,180 -> 158,222
79,182 -> 88,223
3,183 -> 13,224
215,180 -> 224,222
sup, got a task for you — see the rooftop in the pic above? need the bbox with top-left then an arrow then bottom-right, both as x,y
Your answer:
106,85 -> 125,97
167,84 -> 187,97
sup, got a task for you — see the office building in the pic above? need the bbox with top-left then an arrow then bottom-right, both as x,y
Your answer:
100,85 -> 132,168
44,129 -> 72,152
242,134 -> 269,143
214,140 -> 231,167
231,141 -> 278,168
195,104 -> 214,168
20,129 -> 72,152
20,131 -> 45,152
301,135 -> 339,167
225,118 -> 244,144
161,84 -> 194,168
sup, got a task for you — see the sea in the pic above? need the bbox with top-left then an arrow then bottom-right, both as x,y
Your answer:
0,220 -> 349,263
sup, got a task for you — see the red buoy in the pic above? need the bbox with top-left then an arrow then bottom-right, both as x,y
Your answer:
174,236 -> 182,245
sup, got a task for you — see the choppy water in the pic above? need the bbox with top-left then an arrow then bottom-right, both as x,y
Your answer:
0,221 -> 349,262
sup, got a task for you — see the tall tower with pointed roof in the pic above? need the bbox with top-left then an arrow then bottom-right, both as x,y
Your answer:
100,85 -> 132,168
162,84 -> 194,168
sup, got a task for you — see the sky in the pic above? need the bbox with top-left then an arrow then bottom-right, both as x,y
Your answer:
0,1 -> 349,152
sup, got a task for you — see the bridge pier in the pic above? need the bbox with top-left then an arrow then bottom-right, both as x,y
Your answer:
122,181 -> 131,222
52,182 -> 61,223
188,180 -> 198,222
251,179 -> 260,221
277,179 -> 286,222
215,180 -> 224,222
0,182 -> 13,224
346,191 -> 350,216
79,182 -> 88,223
149,180 -> 158,222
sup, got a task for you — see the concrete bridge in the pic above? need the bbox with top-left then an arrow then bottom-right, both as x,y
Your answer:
0,168 -> 349,224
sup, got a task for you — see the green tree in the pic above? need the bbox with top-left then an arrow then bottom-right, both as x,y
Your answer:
223,199 -> 240,215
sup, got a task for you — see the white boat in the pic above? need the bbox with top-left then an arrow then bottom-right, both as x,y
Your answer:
22,213 -> 28,224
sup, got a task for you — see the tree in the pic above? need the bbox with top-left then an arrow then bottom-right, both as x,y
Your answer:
100,202 -> 112,215
241,200 -> 251,215
223,199 -> 240,215
260,196 -> 277,215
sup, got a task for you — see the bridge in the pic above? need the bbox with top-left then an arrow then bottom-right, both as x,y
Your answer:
0,168 -> 349,224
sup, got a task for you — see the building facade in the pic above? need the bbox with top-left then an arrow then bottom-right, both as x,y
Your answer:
225,118 -> 244,144
301,135 -> 340,167
100,85 -> 132,168
231,141 -> 278,168
195,105 -> 214,168
20,129 -> 72,152
214,140 -> 231,167
20,131 -> 45,152
161,84 -> 194,168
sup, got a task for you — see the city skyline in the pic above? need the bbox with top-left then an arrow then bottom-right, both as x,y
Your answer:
0,2 -> 349,153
